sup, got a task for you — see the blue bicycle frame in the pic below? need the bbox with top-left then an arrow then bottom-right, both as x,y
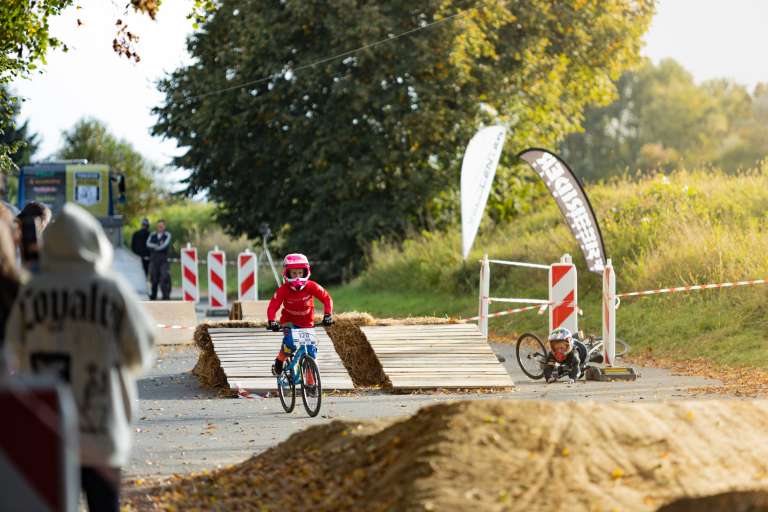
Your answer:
277,327 -> 318,386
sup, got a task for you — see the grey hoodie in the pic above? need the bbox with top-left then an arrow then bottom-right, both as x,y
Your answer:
4,203 -> 155,466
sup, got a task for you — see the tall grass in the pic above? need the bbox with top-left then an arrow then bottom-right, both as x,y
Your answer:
361,165 -> 768,296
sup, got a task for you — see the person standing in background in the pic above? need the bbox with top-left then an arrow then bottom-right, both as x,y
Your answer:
131,218 -> 151,277
146,219 -> 172,300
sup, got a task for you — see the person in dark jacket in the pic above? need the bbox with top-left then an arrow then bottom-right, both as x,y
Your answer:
543,327 -> 587,383
146,219 -> 172,300
130,218 -> 151,277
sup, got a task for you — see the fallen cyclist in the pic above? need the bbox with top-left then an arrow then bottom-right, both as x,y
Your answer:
266,253 -> 334,377
544,327 -> 588,384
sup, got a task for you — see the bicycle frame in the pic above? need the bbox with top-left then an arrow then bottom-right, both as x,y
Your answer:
277,327 -> 318,386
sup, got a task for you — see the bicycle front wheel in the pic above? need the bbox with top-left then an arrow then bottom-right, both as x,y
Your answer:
299,356 -> 322,418
277,368 -> 295,413
516,333 -> 548,380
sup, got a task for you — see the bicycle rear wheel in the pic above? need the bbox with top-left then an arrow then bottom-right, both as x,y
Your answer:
299,356 -> 322,418
277,368 -> 295,413
516,333 -> 548,380
615,338 -> 629,357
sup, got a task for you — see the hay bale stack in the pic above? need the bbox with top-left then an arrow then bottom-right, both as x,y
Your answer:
325,312 -> 388,387
192,321 -> 266,393
128,399 -> 768,511
228,301 -> 243,320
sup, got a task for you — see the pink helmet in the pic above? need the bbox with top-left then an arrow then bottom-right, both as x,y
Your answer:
283,253 -> 311,290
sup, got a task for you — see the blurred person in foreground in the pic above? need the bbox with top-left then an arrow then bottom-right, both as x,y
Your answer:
0,205 -> 24,348
146,219 -> 171,300
3,203 -> 155,511
131,218 -> 151,277
16,200 -> 52,272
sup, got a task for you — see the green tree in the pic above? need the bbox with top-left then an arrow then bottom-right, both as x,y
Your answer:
154,0 -> 654,280
58,118 -> 158,220
0,86 -> 40,167
560,59 -> 764,180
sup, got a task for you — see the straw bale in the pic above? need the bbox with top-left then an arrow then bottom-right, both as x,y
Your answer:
325,313 -> 388,387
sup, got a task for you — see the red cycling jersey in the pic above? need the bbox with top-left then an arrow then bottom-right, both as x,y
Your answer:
267,280 -> 333,328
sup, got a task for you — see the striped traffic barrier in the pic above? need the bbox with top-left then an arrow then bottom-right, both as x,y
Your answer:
237,249 -> 257,301
207,246 -> 227,310
0,380 -> 79,512
181,244 -> 199,303
549,254 -> 578,334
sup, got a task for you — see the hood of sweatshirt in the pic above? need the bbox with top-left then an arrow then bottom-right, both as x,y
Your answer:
41,202 -> 113,273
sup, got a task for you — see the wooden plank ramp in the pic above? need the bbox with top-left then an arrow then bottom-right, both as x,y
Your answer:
361,324 -> 514,389
208,328 -> 355,392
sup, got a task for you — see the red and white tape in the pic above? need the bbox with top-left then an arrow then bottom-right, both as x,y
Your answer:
155,323 -> 196,331
616,278 -> 767,302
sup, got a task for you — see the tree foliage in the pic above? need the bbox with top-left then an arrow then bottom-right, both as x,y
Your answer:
0,1 -> 210,172
58,118 -> 158,220
560,59 -> 768,180
0,86 -> 39,167
154,0 -> 654,280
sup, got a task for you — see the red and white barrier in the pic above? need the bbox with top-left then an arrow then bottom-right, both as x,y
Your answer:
237,249 -> 257,301
181,244 -> 199,303
549,254 -> 578,334
207,246 -> 227,310
477,253 -> 574,336
0,380 -> 79,512
602,258 -> 616,366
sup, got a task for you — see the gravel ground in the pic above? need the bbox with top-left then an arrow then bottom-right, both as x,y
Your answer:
125,342 -> 722,481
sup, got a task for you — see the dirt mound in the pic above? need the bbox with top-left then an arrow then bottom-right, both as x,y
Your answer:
126,399 -> 768,511
657,491 -> 768,512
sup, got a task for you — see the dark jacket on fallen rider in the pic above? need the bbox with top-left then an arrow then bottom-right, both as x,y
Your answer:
544,338 -> 587,382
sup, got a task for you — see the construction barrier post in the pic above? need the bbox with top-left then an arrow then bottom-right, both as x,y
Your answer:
0,379 -> 80,512
181,243 -> 199,303
237,249 -> 257,301
207,246 -> 227,310
602,258 -> 616,366
549,253 -> 578,334
479,253 -> 490,338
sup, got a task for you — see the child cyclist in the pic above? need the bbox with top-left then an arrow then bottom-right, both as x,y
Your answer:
267,253 -> 334,376
544,327 -> 588,384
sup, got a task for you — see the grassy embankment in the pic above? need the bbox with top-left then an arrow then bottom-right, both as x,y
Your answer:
331,166 -> 768,369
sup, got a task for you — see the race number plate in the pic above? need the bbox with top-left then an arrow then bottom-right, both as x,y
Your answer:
292,328 -> 319,347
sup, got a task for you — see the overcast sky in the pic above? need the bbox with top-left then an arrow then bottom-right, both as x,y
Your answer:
11,0 -> 768,179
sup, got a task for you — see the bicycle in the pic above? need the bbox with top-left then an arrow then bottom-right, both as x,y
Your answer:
515,332 -> 629,380
274,324 -> 323,417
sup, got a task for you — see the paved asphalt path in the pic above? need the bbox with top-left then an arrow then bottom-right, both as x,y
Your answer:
126,343 -> 721,480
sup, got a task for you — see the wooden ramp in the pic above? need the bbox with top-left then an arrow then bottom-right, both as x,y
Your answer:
361,324 -> 514,389
208,328 -> 355,392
